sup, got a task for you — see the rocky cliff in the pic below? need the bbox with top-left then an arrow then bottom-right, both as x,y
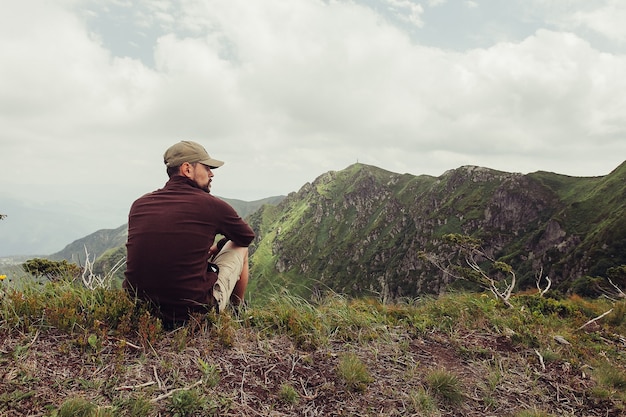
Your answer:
247,161 -> 626,301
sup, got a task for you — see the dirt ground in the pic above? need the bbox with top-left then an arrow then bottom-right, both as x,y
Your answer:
1,321 -> 624,417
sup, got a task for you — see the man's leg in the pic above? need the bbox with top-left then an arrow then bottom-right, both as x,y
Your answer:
230,250 -> 249,306
212,241 -> 249,312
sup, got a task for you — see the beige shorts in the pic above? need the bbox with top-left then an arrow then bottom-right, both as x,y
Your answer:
212,245 -> 247,312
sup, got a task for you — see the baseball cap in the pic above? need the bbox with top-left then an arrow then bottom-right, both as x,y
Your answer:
163,141 -> 224,168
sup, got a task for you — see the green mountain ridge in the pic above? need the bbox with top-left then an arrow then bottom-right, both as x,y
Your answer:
247,161 -> 626,301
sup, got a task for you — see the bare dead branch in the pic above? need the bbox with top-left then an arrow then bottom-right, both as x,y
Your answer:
578,309 -> 614,330
150,380 -> 203,402
466,257 -> 514,308
421,236 -> 518,308
418,251 -> 466,281
536,267 -> 552,297
81,245 -> 126,290
534,349 -> 546,371
503,267 -> 516,301
112,338 -> 143,350
153,365 -> 164,391
607,277 -> 626,298
116,381 -> 156,391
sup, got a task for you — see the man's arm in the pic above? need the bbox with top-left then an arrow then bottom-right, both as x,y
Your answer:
215,200 -> 255,247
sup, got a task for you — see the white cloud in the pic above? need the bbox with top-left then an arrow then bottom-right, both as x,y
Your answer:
1,0 -> 626,255
527,0 -> 626,43
570,0 -> 626,43
384,0 -> 425,27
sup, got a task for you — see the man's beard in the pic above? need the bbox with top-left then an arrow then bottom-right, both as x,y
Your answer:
191,179 -> 211,193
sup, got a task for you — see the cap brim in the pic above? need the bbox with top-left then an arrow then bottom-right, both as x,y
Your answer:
200,158 -> 224,169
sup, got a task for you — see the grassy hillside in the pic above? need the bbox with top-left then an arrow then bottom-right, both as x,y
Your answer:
248,161 -> 626,302
528,161 -> 626,278
1,275 -> 626,416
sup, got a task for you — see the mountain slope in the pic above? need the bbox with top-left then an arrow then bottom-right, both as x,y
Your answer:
49,223 -> 129,264
247,162 -> 626,301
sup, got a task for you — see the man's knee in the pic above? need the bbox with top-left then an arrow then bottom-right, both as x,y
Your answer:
212,243 -> 249,310
222,241 -> 249,256
217,243 -> 248,270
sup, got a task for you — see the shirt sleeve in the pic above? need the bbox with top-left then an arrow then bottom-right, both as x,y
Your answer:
215,199 -> 256,247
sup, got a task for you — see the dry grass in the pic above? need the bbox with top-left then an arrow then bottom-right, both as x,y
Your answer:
1,278 -> 626,416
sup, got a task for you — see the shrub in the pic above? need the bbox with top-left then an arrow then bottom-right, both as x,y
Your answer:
517,295 -> 575,317
197,358 -> 220,387
1,279 -> 160,340
22,258 -> 82,282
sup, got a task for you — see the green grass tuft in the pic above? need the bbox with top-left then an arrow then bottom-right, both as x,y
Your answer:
426,369 -> 464,405
336,352 -> 373,392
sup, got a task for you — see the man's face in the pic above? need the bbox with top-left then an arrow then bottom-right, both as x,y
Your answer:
182,162 -> 214,192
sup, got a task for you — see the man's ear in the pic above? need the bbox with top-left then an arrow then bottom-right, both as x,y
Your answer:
180,162 -> 193,178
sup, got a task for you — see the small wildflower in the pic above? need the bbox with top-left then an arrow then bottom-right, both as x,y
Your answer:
0,274 -> 6,281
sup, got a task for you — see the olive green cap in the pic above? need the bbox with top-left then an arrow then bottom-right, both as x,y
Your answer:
163,140 -> 224,168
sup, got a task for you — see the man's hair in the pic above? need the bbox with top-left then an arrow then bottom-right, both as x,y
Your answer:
166,162 -> 200,178
166,165 -> 180,178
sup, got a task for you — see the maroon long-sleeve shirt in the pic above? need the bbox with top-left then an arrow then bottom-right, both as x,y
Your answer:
123,175 -> 255,322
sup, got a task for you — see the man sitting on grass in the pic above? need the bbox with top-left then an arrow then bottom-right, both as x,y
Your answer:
123,140 -> 255,326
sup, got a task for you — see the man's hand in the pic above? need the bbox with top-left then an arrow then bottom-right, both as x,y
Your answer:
208,245 -> 219,260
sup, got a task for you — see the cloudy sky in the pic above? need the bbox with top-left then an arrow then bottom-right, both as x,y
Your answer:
1,0 -> 626,256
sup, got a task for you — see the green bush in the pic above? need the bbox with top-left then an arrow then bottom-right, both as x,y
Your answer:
22,258 -> 82,282
517,295 -> 575,317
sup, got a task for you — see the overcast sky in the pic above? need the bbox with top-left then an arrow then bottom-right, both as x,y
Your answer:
1,0 -> 626,255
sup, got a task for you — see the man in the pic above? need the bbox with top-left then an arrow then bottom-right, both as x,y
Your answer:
124,140 -> 255,325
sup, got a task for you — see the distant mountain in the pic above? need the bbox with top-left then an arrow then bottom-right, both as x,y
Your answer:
49,223 -> 129,264
49,195 -> 286,263
247,161 -> 626,301
0,198 -> 102,258
220,196 -> 286,220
